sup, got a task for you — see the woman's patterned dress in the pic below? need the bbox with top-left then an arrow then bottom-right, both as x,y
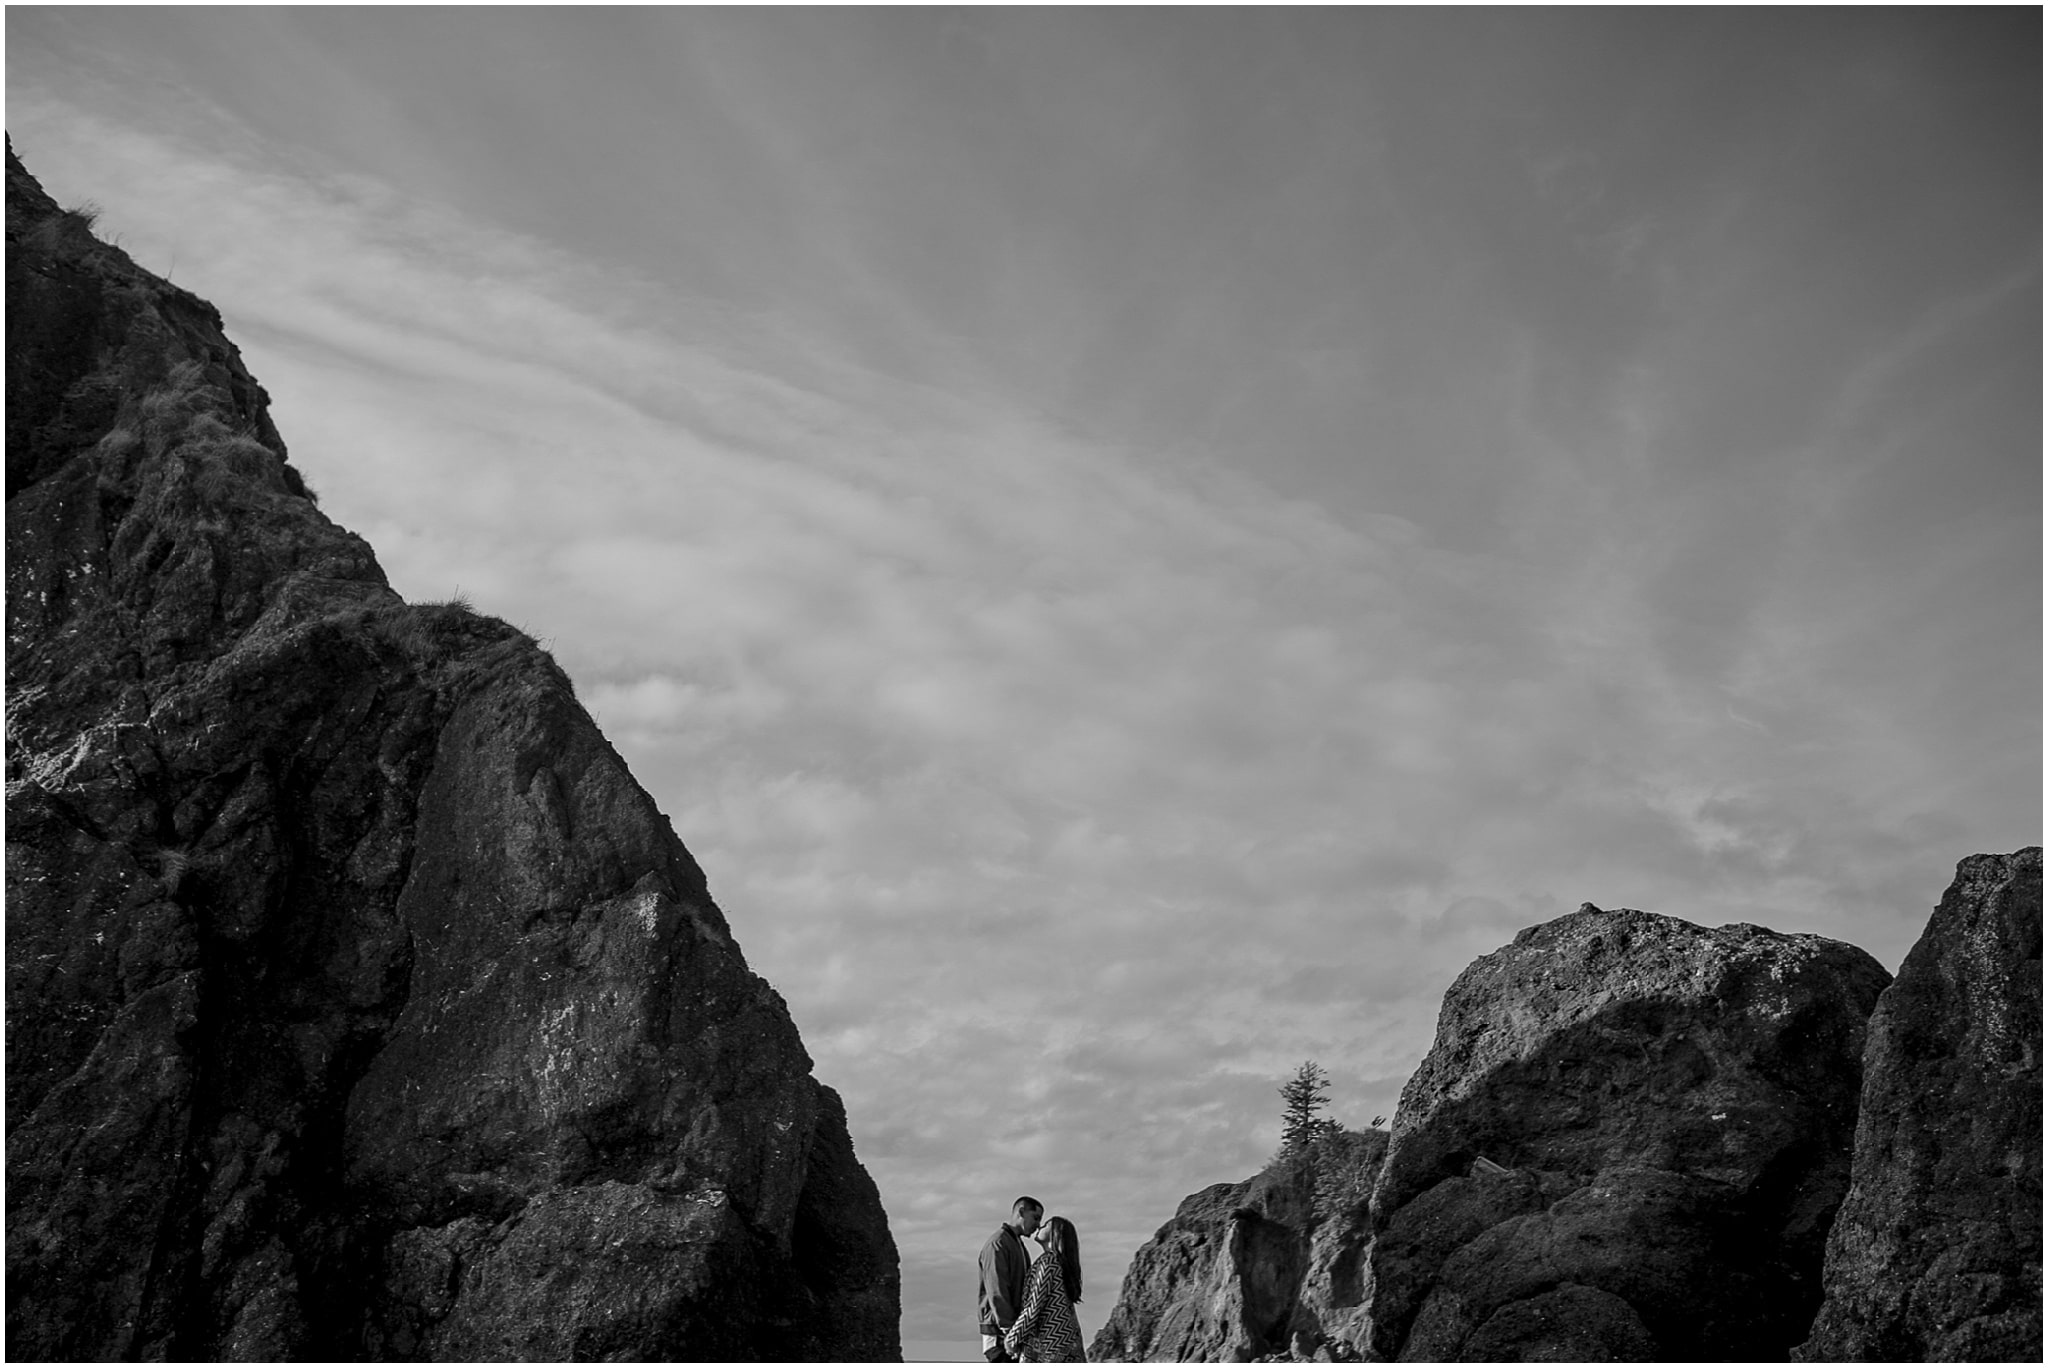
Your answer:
1003,1255 -> 1087,1362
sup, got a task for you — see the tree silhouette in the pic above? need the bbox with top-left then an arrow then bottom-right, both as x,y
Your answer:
1278,1061 -> 1333,1156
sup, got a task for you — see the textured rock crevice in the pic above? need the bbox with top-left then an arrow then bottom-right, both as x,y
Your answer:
1796,848 -> 2042,1363
5,140 -> 898,1360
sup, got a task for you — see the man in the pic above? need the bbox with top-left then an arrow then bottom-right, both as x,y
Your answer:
978,1195 -> 1043,1362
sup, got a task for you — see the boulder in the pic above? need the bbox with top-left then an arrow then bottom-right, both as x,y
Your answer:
1362,905 -> 1890,1360
3,141 -> 898,1360
1796,848 -> 2042,1362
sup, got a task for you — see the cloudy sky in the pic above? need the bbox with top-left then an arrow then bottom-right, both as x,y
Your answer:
8,8 -> 2039,1356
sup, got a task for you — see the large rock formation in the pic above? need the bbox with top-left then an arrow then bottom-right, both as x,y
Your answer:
4,141 -> 898,1360
1362,906 -> 1890,1361
1796,848 -> 2042,1362
1090,1130 -> 1386,1362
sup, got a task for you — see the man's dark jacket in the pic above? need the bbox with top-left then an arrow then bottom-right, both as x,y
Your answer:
978,1224 -> 1031,1336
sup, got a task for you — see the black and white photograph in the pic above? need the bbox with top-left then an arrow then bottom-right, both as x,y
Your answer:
6,8 -> 2040,1363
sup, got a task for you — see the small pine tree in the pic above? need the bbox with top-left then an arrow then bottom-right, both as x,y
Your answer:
1278,1061 -> 1332,1156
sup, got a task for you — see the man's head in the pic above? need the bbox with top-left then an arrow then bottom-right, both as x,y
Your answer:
1010,1195 -> 1044,1235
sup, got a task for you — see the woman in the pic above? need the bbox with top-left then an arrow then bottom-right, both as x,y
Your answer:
1003,1215 -> 1087,1362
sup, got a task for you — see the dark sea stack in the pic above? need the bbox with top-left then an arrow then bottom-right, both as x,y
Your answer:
1362,906 -> 1890,1361
4,140 -> 899,1361
1089,1129 -> 1386,1363
1796,848 -> 2042,1363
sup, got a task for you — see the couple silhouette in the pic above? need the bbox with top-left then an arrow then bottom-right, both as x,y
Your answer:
976,1195 -> 1086,1362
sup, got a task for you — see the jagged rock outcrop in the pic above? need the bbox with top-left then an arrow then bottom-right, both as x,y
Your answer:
1796,849 -> 2042,1362
4,140 -> 899,1361
1090,1130 -> 1387,1363
1090,1162 -> 1313,1363
1362,906 -> 1890,1361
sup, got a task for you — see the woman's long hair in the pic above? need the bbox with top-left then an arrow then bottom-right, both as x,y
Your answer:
1040,1216 -> 1082,1303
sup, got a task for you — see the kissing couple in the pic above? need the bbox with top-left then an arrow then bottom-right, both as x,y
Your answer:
976,1195 -> 1085,1362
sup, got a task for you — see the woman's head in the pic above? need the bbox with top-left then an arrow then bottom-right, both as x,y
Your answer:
1033,1216 -> 1082,1303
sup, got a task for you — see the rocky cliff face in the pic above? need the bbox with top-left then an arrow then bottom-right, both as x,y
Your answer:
1089,1130 -> 1386,1363
1098,864 -> 2043,1365
1796,849 -> 2042,1362
1106,904 -> 1895,1363
1362,907 -> 1889,1361
4,142 -> 899,1361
